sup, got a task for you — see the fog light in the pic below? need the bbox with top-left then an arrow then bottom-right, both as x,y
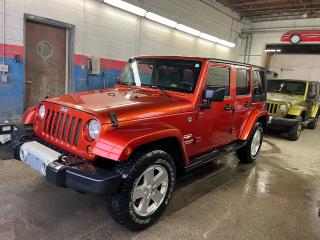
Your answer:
20,147 -> 28,161
86,145 -> 93,155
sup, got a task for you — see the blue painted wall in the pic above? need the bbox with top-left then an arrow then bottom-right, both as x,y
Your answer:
73,65 -> 120,92
0,58 -> 24,123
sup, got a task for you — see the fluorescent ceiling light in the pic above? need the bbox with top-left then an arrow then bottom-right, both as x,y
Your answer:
146,12 -> 177,28
200,33 -> 235,48
265,49 -> 281,52
176,24 -> 201,36
215,39 -> 235,48
104,0 -> 147,17
199,33 -> 219,42
265,49 -> 276,52
103,0 -> 235,48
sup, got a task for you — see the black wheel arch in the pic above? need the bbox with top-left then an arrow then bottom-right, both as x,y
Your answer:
125,137 -> 186,178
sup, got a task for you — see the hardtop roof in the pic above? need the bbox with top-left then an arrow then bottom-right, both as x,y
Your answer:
132,56 -> 264,69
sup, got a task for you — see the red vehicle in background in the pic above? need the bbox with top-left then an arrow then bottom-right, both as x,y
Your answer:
12,56 -> 268,230
281,30 -> 320,44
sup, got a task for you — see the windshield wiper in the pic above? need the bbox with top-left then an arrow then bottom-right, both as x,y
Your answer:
144,85 -> 170,98
118,82 -> 135,86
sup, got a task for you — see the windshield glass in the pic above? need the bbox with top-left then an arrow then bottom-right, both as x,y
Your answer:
267,80 -> 306,95
118,58 -> 203,93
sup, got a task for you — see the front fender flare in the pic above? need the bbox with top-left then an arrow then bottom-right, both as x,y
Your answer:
22,106 -> 37,125
287,105 -> 306,117
92,123 -> 188,163
239,109 -> 268,140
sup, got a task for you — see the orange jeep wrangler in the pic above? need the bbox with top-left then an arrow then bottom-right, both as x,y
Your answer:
10,56 -> 268,230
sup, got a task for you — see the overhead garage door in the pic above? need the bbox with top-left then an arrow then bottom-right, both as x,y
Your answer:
269,54 -> 320,82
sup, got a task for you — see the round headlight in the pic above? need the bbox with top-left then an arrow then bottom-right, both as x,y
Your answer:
279,104 -> 287,111
88,119 -> 101,140
39,105 -> 46,119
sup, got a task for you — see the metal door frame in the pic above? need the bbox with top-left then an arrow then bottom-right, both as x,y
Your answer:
23,14 -> 75,110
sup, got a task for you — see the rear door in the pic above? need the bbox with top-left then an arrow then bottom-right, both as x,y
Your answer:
25,20 -> 67,109
234,66 -> 252,137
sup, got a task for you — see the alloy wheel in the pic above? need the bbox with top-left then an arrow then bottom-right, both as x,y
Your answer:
132,164 -> 169,217
251,129 -> 262,157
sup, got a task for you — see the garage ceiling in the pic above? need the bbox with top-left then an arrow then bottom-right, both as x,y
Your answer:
214,0 -> 320,22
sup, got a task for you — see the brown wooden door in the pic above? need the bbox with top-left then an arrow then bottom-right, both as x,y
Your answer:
25,20 -> 66,108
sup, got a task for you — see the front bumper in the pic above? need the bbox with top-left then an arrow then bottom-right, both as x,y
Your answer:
268,116 -> 300,127
16,141 -> 121,194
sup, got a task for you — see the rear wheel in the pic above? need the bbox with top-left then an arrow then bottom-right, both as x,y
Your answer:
236,122 -> 263,164
107,149 -> 176,230
288,117 -> 302,141
307,114 -> 319,129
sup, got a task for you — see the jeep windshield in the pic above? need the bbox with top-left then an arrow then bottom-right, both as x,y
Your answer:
267,80 -> 306,95
118,58 -> 203,93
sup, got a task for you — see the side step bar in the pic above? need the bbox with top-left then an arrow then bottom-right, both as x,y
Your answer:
185,141 -> 247,173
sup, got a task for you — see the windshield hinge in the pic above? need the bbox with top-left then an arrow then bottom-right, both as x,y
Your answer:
110,112 -> 119,128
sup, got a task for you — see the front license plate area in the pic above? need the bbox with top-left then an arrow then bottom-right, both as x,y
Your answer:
20,141 -> 61,176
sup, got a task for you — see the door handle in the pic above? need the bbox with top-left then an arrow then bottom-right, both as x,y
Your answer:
224,104 -> 234,111
243,101 -> 251,107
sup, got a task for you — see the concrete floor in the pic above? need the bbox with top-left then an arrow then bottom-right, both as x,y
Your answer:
0,127 -> 319,240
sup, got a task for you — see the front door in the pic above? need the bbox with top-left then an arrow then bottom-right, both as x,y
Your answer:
25,20 -> 67,109
194,63 -> 235,155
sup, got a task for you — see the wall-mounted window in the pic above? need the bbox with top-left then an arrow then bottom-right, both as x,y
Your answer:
36,41 -> 53,59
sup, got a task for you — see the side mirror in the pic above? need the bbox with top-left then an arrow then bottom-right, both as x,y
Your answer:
204,86 -> 226,101
308,92 -> 316,99
201,87 -> 226,110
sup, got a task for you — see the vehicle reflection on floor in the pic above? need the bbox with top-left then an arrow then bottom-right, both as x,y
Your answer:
1,128 -> 320,240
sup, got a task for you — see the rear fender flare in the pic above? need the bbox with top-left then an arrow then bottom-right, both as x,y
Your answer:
239,109 -> 268,140
92,123 -> 188,164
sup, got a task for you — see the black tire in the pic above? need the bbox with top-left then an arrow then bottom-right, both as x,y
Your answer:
307,114 -> 319,129
288,117 -> 302,141
107,149 -> 176,231
236,122 -> 263,164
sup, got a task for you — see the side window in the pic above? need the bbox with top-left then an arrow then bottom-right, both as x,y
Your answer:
236,68 -> 250,96
206,66 -> 230,96
252,69 -> 266,101
252,70 -> 266,96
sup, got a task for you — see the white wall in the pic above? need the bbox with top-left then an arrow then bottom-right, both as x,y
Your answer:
0,0 -> 244,61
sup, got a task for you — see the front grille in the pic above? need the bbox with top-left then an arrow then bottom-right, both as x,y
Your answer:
43,109 -> 83,146
266,102 -> 278,114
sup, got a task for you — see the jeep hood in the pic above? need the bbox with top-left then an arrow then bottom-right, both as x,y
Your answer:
44,89 -> 189,124
267,92 -> 305,105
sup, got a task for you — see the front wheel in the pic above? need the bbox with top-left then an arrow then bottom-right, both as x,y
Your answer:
236,122 -> 263,164
288,117 -> 302,141
107,150 -> 176,230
